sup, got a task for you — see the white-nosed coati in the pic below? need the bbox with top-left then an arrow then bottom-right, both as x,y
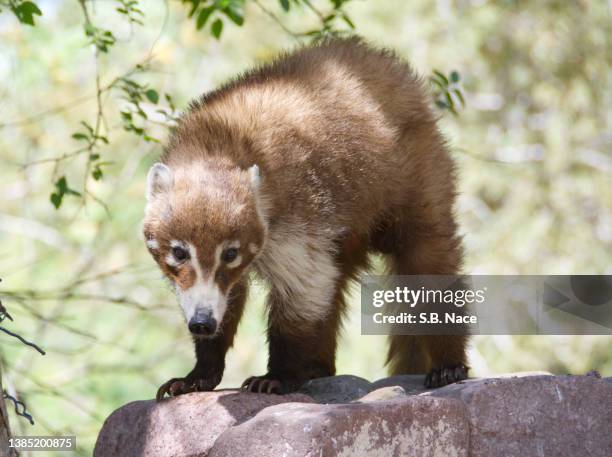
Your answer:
143,37 -> 469,399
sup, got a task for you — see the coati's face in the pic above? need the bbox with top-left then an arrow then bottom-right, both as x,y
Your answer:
143,161 -> 267,338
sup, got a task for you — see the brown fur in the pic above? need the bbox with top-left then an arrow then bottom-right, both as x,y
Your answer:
147,37 -> 469,397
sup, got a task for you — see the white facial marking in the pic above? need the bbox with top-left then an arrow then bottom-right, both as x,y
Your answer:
174,243 -> 228,325
165,240 -> 187,267
165,254 -> 180,267
249,243 -> 259,254
170,239 -> 186,248
255,225 -> 340,322
223,240 -> 242,269
226,255 -> 242,269
146,238 -> 159,250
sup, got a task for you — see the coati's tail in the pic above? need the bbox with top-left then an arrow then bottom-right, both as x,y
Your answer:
386,335 -> 429,375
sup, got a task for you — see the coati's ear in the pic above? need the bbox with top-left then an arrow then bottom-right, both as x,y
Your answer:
248,164 -> 261,190
146,163 -> 173,201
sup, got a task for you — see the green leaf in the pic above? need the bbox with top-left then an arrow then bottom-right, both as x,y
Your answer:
280,0 -> 290,11
211,18 -> 223,39
223,4 -> 244,26
89,153 -> 100,161
50,192 -> 62,209
136,105 -> 148,119
430,77 -> 446,90
341,13 -> 355,29
145,89 -> 159,104
71,132 -> 89,141
450,71 -> 460,83
92,167 -> 103,181
56,176 -> 68,193
13,1 -> 42,26
187,0 -> 201,18
432,70 -> 449,85
84,23 -> 96,36
453,88 -> 465,107
164,93 -> 175,110
445,91 -> 455,110
323,13 -> 335,24
52,175 -> 81,203
196,6 -> 215,30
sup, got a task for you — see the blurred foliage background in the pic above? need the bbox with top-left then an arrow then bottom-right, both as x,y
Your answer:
0,0 -> 611,455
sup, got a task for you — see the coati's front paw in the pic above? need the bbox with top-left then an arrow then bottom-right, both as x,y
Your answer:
241,374 -> 291,394
156,374 -> 220,401
425,364 -> 468,388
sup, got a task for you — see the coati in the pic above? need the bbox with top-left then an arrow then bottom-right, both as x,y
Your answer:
144,37 -> 469,399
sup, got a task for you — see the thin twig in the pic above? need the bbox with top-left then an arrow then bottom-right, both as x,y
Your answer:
3,392 -> 35,425
0,327 -> 46,355
252,0 -> 301,39
10,368 -> 103,422
302,0 -> 326,22
0,94 -> 96,129
22,147 -> 90,168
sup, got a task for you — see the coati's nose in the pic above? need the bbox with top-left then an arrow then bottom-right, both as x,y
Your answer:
188,310 -> 217,337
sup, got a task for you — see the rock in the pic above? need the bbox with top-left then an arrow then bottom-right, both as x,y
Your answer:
298,374 -> 373,404
424,375 -> 612,457
356,386 -> 405,403
209,396 -> 469,457
93,390 -> 313,457
94,374 -> 612,457
371,374 -> 428,395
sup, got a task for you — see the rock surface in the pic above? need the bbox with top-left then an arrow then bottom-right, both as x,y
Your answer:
357,385 -> 406,403
209,395 -> 468,457
94,374 -> 612,457
424,375 -> 612,457
94,390 -> 312,457
298,374 -> 374,403
371,374 -> 429,395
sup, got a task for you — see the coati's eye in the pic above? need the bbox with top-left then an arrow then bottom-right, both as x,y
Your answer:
222,248 -> 238,263
172,246 -> 189,262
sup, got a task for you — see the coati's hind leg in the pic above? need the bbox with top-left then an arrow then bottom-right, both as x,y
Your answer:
386,335 -> 428,375
380,217 -> 469,388
243,233 -> 369,394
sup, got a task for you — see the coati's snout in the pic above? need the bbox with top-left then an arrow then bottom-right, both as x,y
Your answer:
143,160 -> 267,335
188,309 -> 217,337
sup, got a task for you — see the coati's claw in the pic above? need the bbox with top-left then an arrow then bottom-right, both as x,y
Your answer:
157,378 -> 182,401
425,364 -> 468,388
156,376 -> 216,401
241,375 -> 283,394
